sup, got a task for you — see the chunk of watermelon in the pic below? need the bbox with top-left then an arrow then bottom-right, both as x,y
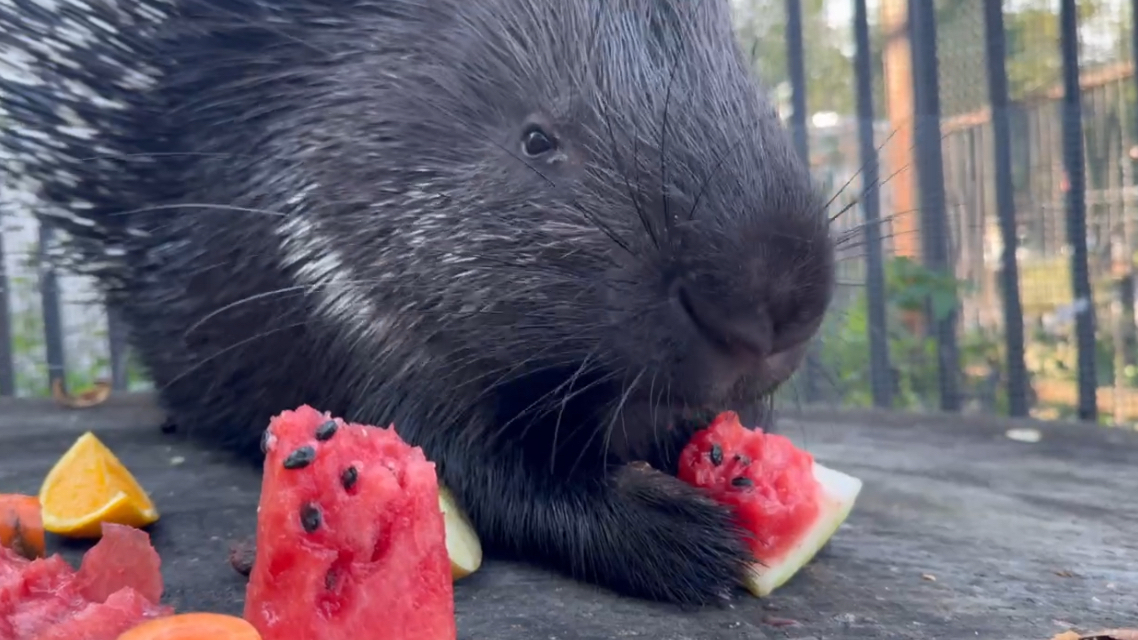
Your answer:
0,521 -> 170,640
3,555 -> 87,638
32,587 -> 172,640
678,411 -> 862,597
75,524 -> 164,605
244,405 -> 456,640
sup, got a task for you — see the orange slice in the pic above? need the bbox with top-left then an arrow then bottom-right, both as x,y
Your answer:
38,432 -> 159,538
117,613 -> 262,640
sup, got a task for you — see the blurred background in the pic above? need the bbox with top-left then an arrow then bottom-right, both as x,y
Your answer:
1,0 -> 1136,427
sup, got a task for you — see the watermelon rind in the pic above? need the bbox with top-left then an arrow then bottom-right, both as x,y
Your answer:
743,462 -> 863,598
438,486 -> 482,580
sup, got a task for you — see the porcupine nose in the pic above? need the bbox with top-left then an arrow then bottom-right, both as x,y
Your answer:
669,278 -> 814,397
672,281 -> 773,360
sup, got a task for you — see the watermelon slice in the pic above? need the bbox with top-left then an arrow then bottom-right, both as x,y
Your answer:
678,411 -> 862,597
244,405 -> 456,640
74,524 -> 164,605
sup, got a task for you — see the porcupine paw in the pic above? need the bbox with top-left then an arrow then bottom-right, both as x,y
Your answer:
601,462 -> 753,607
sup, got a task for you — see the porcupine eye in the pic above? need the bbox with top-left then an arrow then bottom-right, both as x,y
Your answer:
521,125 -> 556,157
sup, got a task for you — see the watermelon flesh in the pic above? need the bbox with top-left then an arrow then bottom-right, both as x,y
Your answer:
74,524 -> 164,605
31,587 -> 169,640
2,553 -> 87,638
244,405 -> 456,640
678,411 -> 863,597
0,524 -> 170,640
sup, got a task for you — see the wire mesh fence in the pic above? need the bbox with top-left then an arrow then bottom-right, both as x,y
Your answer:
735,0 -> 1138,426
1,0 -> 1136,427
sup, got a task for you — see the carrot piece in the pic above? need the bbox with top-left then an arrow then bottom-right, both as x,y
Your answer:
117,613 -> 263,640
0,494 -> 46,559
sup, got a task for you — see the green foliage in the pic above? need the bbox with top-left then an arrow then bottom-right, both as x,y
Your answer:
814,256 -> 998,411
1003,0 -> 1114,98
884,255 -> 971,321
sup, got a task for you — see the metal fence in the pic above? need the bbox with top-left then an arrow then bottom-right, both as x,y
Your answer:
1,0 -> 1137,427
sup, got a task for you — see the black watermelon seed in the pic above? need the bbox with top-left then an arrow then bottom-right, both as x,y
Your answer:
735,454 -> 752,466
324,568 -> 338,591
731,476 -> 754,488
300,503 -> 322,533
709,444 -> 723,466
341,466 -> 359,491
283,445 -> 316,469
315,420 -> 338,441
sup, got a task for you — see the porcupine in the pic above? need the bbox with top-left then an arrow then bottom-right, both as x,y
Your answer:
0,0 -> 835,605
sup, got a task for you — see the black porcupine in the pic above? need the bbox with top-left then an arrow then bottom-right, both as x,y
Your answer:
0,0 -> 835,605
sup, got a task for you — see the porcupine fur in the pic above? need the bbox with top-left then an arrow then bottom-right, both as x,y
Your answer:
0,0 -> 835,605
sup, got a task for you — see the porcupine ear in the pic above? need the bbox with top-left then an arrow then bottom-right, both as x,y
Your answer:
0,0 -> 171,285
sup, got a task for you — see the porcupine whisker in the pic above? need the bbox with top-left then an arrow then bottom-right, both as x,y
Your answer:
828,197 -> 862,225
605,368 -> 647,460
646,365 -> 661,457
543,373 -> 630,467
182,280 -> 385,339
161,321 -> 314,392
824,122 -> 960,229
460,252 -> 622,284
834,227 -> 920,257
839,226 -> 942,254
531,363 -> 620,430
660,378 -> 678,468
457,345 -> 599,403
72,151 -> 255,163
186,265 -> 608,344
549,349 -> 603,470
578,6 -> 660,253
497,358 -> 615,455
468,309 -> 650,444
185,5 -> 334,57
466,334 -> 609,397
831,212 -> 910,246
103,203 -> 289,219
821,126 -> 959,243
507,367 -> 623,437
485,365 -> 619,448
821,126 -> 903,217
598,87 -> 658,253
687,131 -> 768,224
441,320 -> 601,384
658,13 -> 685,242
571,366 -> 643,476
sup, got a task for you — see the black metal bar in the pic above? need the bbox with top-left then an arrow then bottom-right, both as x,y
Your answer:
37,223 -> 67,395
785,0 -> 809,162
0,226 -> 15,396
784,0 -> 822,401
982,0 -> 1029,417
1059,0 -> 1098,421
853,0 -> 892,409
1133,0 -> 1138,146
107,306 -> 129,391
908,0 -> 961,412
